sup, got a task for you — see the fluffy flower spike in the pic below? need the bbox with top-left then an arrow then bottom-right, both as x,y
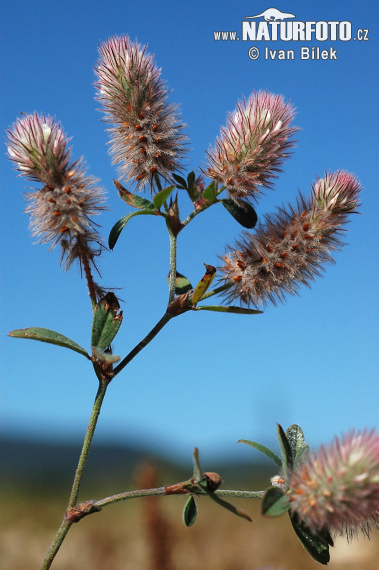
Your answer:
288,429 -> 379,538
219,170 -> 362,307
6,113 -> 105,297
95,36 -> 187,191
204,92 -> 297,202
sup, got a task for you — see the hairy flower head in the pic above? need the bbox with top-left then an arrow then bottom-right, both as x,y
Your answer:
95,35 -> 187,191
204,92 -> 297,202
218,170 -> 362,306
287,429 -> 379,538
6,113 -> 105,284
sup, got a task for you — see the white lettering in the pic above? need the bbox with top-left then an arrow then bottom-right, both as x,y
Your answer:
315,22 -> 328,41
339,22 -> 352,41
292,22 -> 305,41
242,21 -> 256,41
305,22 -> 317,41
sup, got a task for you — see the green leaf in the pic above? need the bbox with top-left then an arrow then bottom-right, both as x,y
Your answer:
153,185 -> 175,210
114,179 -> 155,210
185,171 -> 200,202
168,272 -> 193,294
290,513 -> 331,565
286,424 -> 310,466
196,306 -> 262,315
221,198 -> 258,229
238,440 -> 282,467
183,495 -> 197,527
200,484 -> 252,522
191,264 -> 216,306
277,424 -> 293,477
187,171 -> 196,188
192,447 -> 203,484
91,292 -> 123,351
172,173 -> 187,189
262,487 -> 290,517
108,210 -> 160,249
9,327 -> 90,358
202,180 -> 218,203
91,346 -> 121,364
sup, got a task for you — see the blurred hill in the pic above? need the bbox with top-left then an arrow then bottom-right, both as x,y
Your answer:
0,436 -> 275,494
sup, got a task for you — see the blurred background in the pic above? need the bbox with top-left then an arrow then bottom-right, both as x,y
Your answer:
1,0 -> 378,568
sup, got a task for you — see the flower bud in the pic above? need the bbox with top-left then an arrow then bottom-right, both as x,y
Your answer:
218,171 -> 362,307
287,429 -> 379,538
95,36 -> 187,191
6,113 -> 105,291
204,92 -> 297,202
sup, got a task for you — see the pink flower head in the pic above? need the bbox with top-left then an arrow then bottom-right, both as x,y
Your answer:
204,92 -> 297,202
218,170 -> 362,307
95,36 -> 187,191
6,113 -> 105,284
288,429 -> 379,538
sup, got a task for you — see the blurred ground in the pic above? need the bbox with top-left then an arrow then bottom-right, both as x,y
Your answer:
1,462 -> 379,570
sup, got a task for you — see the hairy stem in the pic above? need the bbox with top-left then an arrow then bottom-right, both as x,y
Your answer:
113,312 -> 173,377
181,185 -> 226,229
198,280 -> 234,302
40,380 -> 108,569
93,487 -> 265,509
168,230 -> 177,305
80,247 -> 97,311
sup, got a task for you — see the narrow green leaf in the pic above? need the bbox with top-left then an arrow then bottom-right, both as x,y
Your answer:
108,210 -> 160,249
183,495 -> 197,527
262,487 -> 290,517
172,173 -> 187,189
114,179 -> 155,210
153,185 -> 175,210
196,306 -> 262,315
191,264 -> 216,306
277,424 -> 293,476
168,271 -> 193,295
290,513 -> 331,565
220,198 -> 258,229
91,346 -> 121,364
192,447 -> 203,484
91,292 -> 123,351
286,424 -> 310,466
9,327 -> 90,359
238,440 -> 282,467
201,485 -> 252,522
202,180 -> 218,203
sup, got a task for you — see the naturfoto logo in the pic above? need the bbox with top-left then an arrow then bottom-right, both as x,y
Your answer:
244,8 -> 296,22
242,8 -> 352,41
213,7 -> 369,61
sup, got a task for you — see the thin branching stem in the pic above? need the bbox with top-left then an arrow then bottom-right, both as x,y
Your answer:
181,185 -> 226,229
40,520 -> 72,570
40,380 -> 108,569
168,230 -> 177,305
92,487 -> 265,510
198,281 -> 234,302
113,312 -> 173,376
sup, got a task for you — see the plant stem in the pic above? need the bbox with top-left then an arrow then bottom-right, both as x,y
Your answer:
198,280 -> 234,302
40,380 -> 108,569
181,185 -> 226,229
113,312 -> 173,377
68,381 -> 108,507
93,487 -> 265,510
168,230 -> 177,305
80,248 -> 98,311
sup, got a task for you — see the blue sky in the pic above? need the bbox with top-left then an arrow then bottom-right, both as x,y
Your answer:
1,0 -> 378,465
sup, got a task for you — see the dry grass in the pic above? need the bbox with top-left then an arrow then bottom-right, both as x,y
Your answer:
1,478 -> 379,570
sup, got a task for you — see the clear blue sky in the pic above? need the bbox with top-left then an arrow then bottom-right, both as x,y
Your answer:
1,0 -> 378,464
